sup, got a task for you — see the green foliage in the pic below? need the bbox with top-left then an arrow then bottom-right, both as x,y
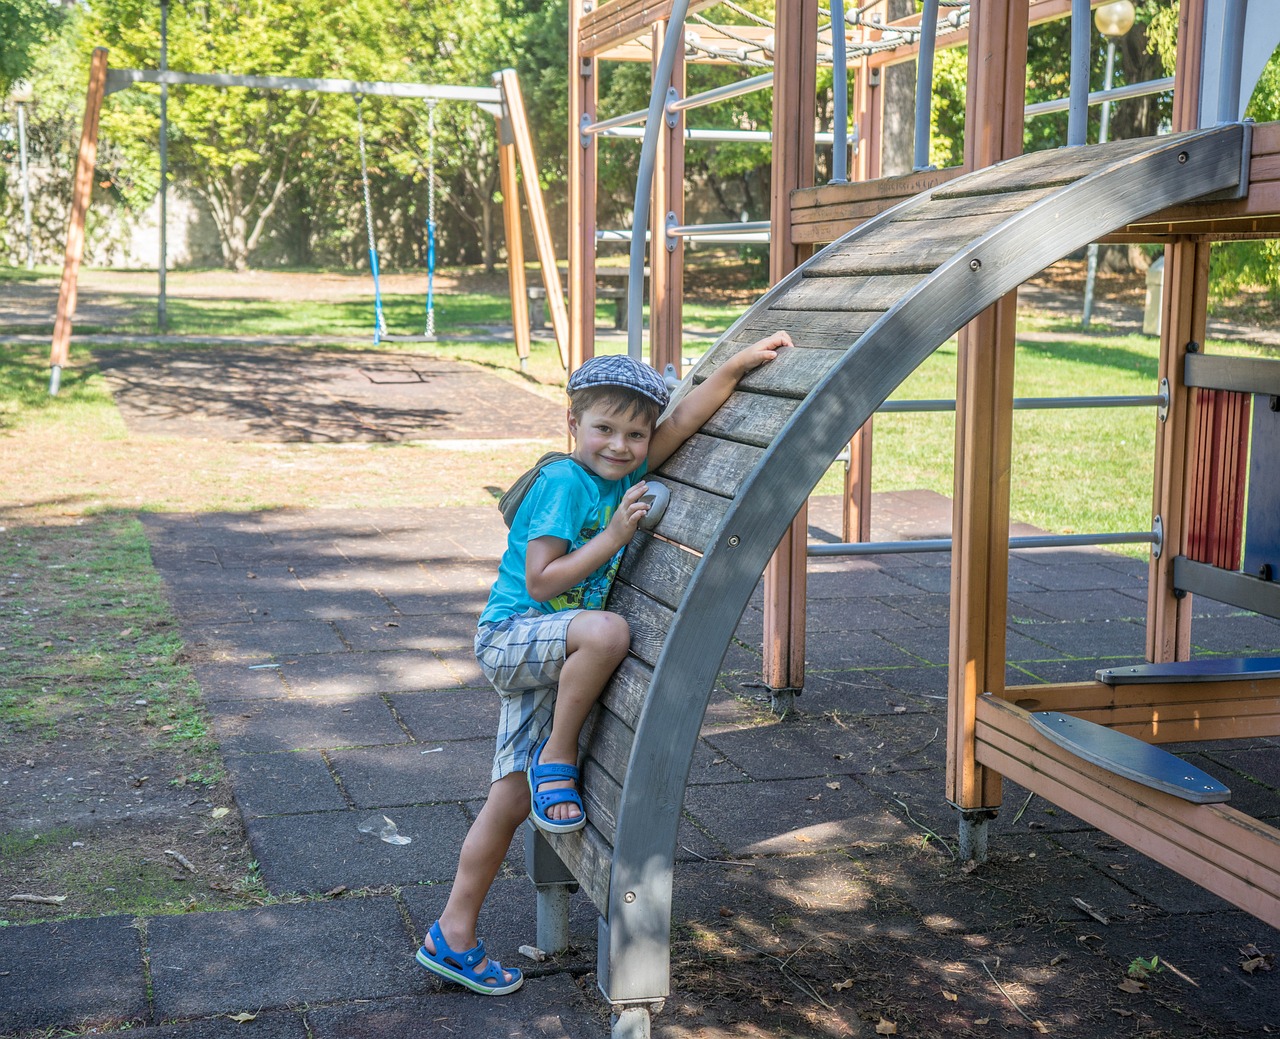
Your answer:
0,0 -> 66,94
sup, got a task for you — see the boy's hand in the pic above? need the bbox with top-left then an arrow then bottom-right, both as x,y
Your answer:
725,330 -> 792,379
605,482 -> 652,545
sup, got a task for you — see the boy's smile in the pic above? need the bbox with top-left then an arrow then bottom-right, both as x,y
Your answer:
568,404 -> 653,481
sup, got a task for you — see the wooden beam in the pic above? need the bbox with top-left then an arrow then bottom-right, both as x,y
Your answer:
599,23 -> 773,64
497,70 -> 569,370
976,695 -> 1280,929
947,0 -> 1028,813
50,47 -> 109,378
497,135 -> 531,367
649,21 -> 685,378
580,0 -> 720,59
1001,678 -> 1280,742
761,0 -> 818,694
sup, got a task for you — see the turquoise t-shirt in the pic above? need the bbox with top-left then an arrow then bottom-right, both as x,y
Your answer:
479,457 -> 647,626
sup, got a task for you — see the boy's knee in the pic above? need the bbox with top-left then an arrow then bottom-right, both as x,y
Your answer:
573,609 -> 631,660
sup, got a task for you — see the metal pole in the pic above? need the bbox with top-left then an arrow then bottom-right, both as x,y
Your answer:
913,0 -> 940,171
17,101 -> 33,269
627,0 -> 691,359
829,0 -> 847,183
1067,0 -> 1091,146
158,0 -> 169,331
1081,38 -> 1116,328
1217,0 -> 1247,124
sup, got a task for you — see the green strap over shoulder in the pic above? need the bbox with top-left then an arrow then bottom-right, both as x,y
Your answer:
498,451 -> 573,528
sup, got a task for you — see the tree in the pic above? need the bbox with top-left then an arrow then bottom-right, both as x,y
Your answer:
0,0 -> 67,96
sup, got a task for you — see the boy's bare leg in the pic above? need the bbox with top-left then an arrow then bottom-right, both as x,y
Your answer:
537,609 -> 630,823
426,771 -> 530,980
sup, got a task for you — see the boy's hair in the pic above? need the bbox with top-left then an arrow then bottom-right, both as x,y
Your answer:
568,384 -> 662,428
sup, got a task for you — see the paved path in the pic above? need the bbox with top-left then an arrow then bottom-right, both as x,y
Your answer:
3,494 -> 1278,1038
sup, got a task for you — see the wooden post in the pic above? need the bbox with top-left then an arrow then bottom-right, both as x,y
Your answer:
496,124 -> 531,368
649,21 -> 685,379
50,47 -> 109,392
762,0 -> 818,695
1148,0 -> 1209,662
843,424 -> 873,543
567,0 -> 597,375
946,0 -> 1028,816
496,69 -> 569,370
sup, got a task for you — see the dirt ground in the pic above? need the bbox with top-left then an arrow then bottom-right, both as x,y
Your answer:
3,263 -> 1278,1037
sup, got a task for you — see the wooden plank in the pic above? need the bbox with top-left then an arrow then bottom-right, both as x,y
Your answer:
644,481 -> 730,554
791,166 -> 964,211
695,344 -> 843,401
567,0 -> 597,373
575,747 -> 624,844
700,391 -> 800,448
658,434 -> 764,498
543,822 -> 614,913
770,273 -> 927,312
727,310 -> 885,347
616,532 -> 699,611
1005,674 -> 1280,712
975,697 -> 1280,928
803,213 -> 1005,277
598,655 -> 654,730
607,583 -> 676,668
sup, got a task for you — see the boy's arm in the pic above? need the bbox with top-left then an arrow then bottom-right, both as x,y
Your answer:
647,330 -> 792,469
524,482 -> 651,603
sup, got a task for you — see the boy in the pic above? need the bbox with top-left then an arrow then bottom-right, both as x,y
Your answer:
417,332 -> 791,995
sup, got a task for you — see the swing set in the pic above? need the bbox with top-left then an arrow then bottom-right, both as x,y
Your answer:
354,92 -> 439,345
48,54 -> 569,394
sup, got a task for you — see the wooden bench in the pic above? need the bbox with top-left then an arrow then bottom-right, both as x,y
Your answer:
521,126 -> 1247,1039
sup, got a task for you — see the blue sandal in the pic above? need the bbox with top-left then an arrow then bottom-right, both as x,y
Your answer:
527,737 -> 586,834
416,921 -> 523,996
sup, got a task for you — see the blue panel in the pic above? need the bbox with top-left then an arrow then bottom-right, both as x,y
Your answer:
1243,396 -> 1280,581
1097,656 -> 1280,685
1030,711 -> 1231,804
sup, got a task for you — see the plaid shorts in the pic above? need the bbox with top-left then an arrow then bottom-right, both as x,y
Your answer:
475,608 -> 584,783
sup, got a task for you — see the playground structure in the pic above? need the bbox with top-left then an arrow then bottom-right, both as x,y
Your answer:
536,2 -> 1280,1036
48,56 -> 569,392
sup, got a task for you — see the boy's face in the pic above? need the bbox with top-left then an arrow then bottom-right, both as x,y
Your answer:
568,403 -> 653,481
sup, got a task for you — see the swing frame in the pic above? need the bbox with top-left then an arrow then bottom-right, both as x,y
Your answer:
48,57 -> 569,394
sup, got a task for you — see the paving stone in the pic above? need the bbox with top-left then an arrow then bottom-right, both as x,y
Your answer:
1014,587 -> 1149,623
238,589 -> 395,622
1189,612 -> 1280,654
183,619 -> 347,662
206,695 -> 407,753
1021,617 -> 1147,658
223,750 -> 347,818
189,660 -> 290,702
245,804 -> 474,892
90,1012 -> 307,1039
279,650 -> 459,696
802,628 -> 921,669
682,775 -> 913,856
333,611 -> 479,652
0,915 -> 146,1034
306,978 -> 604,1039
399,875 -> 598,974
390,687 -> 500,742
328,740 -> 494,807
146,899 -> 419,1016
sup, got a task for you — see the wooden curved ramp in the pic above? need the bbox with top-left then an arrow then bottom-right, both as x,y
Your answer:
537,125 -> 1249,1006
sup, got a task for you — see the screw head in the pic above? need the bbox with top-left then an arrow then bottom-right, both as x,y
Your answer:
624,891 -> 636,903
727,535 -> 740,547
969,258 -> 982,271
1178,151 -> 1189,164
